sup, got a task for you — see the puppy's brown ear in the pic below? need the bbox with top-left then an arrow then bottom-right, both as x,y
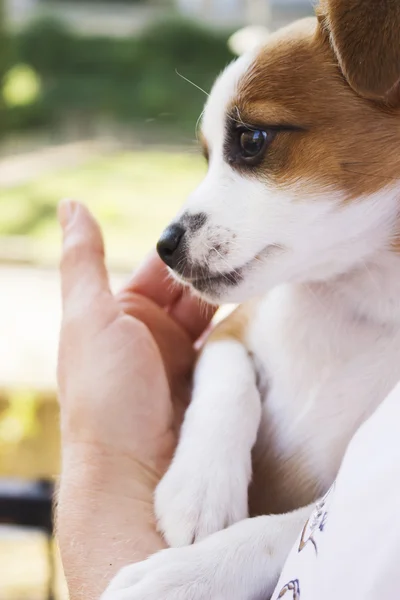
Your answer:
318,0 -> 400,105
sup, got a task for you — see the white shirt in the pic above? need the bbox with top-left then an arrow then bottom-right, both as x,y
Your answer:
271,381 -> 400,600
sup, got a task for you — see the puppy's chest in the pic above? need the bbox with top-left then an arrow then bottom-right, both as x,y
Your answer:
247,285 -> 400,485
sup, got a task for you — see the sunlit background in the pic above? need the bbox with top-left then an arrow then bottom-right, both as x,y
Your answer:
0,1 -> 312,598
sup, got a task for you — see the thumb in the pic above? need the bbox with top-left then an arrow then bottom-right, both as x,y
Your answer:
58,200 -> 111,313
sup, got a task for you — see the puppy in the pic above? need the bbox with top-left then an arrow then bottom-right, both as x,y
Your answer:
104,1 -> 400,598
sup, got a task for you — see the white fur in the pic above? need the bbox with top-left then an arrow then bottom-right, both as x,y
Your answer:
155,340 -> 261,546
102,507 -> 311,600
106,33 -> 400,600
251,258 -> 400,496
181,174 -> 400,303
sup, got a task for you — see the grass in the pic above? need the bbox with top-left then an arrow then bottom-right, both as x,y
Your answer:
0,149 -> 206,270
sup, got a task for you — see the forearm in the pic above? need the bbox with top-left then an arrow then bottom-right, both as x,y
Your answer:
56,447 -> 166,600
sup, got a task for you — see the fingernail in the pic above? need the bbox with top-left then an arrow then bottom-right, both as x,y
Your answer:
58,199 -> 77,230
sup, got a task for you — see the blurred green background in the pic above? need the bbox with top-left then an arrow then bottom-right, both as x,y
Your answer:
0,1 -> 312,598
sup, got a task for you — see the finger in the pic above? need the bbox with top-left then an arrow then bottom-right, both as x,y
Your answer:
124,251 -> 184,308
117,292 -> 195,379
58,200 -> 111,311
168,292 -> 217,341
122,250 -> 217,339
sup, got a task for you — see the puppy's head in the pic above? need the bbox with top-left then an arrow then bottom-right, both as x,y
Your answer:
158,0 -> 400,303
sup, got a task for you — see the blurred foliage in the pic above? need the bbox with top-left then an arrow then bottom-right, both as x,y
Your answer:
43,0 -> 150,3
0,391 -> 39,447
0,0 -> 10,133
3,64 -> 41,107
3,17 -> 233,136
0,150 -> 205,268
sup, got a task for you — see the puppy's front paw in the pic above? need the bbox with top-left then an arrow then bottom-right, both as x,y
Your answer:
155,450 -> 249,546
102,519 -> 279,600
102,546 -> 206,600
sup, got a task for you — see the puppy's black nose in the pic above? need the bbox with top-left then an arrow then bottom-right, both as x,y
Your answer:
157,224 -> 186,269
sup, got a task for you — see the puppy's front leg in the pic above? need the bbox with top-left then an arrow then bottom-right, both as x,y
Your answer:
103,505 -> 313,600
156,339 -> 262,547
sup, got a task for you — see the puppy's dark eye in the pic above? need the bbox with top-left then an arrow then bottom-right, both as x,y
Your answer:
238,129 -> 275,162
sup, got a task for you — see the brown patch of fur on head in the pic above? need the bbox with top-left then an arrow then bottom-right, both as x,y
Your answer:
227,17 -> 400,200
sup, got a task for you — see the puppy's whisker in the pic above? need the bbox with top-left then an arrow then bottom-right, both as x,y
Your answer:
226,112 -> 255,131
201,241 -> 241,277
195,109 -> 205,139
225,105 -> 258,131
175,69 -> 209,97
200,242 -> 237,284
361,260 -> 380,293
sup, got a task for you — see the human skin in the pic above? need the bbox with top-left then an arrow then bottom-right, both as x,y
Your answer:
56,200 -> 215,599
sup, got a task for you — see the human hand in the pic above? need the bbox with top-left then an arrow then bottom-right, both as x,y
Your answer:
58,199 -> 215,485
56,200 -> 215,598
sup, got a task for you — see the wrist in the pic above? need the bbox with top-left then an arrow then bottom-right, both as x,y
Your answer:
57,443 -> 166,599
60,442 -> 162,504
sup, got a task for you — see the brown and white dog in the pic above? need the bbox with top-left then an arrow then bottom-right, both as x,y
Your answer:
104,1 -> 400,598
